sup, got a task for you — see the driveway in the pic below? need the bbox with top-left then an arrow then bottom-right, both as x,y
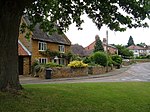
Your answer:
20,62 -> 150,84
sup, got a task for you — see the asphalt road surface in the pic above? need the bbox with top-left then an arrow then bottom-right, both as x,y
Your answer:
20,62 -> 150,84
86,62 -> 150,82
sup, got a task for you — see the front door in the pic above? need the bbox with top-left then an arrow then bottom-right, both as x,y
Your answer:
18,56 -> 23,75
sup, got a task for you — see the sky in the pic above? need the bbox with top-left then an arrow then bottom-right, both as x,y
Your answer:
65,15 -> 150,47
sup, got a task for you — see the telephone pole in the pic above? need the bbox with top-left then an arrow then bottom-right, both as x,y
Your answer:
106,30 -> 108,72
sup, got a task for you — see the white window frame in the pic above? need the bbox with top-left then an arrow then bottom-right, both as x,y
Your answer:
39,58 -> 48,64
59,45 -> 65,53
38,41 -> 47,51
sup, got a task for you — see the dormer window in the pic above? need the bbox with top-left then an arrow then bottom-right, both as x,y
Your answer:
38,41 -> 47,51
59,45 -> 65,53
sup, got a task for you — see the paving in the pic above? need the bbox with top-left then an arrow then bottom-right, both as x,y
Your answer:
20,62 -> 150,84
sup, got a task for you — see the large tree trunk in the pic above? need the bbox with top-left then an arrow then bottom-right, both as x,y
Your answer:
0,1 -> 25,91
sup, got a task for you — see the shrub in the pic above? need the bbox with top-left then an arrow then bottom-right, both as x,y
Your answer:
92,52 -> 107,66
32,61 -> 63,77
83,57 -> 91,64
111,55 -> 122,66
107,55 -> 113,66
68,60 -> 88,68
44,62 -> 63,68
146,55 -> 150,59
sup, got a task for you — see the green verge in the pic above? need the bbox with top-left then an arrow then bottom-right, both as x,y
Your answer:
0,82 -> 150,112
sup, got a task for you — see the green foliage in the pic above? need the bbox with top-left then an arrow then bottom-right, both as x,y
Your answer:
115,44 -> 133,58
92,52 -> 107,66
136,42 -> 147,47
32,61 -> 63,76
83,57 -> 91,64
146,55 -> 150,59
22,0 -> 149,34
68,61 -> 88,68
93,36 -> 104,52
111,55 -> 122,66
107,55 -> 113,66
127,36 -> 135,47
72,55 -> 82,61
40,49 -> 73,61
34,64 -> 44,73
44,62 -> 63,68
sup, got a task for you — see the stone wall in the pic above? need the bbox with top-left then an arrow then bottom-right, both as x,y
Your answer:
131,59 -> 150,63
88,66 -> 113,75
37,66 -> 114,79
52,67 -> 88,78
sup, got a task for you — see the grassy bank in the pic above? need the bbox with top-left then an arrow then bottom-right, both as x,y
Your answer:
0,82 -> 150,112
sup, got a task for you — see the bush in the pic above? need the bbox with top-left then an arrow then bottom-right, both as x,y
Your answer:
92,52 -> 107,66
68,60 -> 88,68
44,62 -> 63,68
111,55 -> 122,66
32,61 -> 63,77
146,55 -> 150,59
83,57 -> 91,64
107,55 -> 113,66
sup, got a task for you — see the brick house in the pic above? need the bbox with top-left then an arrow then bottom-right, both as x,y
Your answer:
18,16 -> 71,75
85,35 -> 118,55
18,40 -> 31,75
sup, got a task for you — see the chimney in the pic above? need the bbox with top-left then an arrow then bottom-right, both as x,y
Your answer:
103,38 -> 107,44
95,35 -> 100,41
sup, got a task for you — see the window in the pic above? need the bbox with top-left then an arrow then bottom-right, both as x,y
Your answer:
59,45 -> 65,53
39,58 -> 47,64
135,50 -> 138,53
38,42 -> 47,51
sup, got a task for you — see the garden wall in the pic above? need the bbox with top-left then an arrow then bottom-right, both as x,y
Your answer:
37,66 -> 114,79
131,59 -> 150,63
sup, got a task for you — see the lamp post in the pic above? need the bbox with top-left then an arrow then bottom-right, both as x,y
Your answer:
106,30 -> 108,72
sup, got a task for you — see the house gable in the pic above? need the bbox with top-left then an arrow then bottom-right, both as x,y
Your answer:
18,40 -> 31,56
84,35 -> 118,55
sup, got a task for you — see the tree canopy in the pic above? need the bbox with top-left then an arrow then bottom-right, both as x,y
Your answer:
94,35 -> 104,52
115,45 -> 133,58
24,0 -> 150,33
127,36 -> 135,47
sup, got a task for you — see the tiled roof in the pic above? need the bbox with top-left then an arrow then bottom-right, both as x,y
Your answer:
18,40 -> 31,56
23,16 -> 71,46
71,44 -> 87,56
32,24 -> 71,45
128,45 -> 146,50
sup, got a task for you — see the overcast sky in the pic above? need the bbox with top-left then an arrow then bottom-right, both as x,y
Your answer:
65,15 -> 150,47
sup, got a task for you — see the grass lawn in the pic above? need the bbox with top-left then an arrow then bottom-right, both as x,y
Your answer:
0,82 -> 150,112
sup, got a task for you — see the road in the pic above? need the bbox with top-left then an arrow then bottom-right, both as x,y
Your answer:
86,62 -> 150,82
20,62 -> 150,84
